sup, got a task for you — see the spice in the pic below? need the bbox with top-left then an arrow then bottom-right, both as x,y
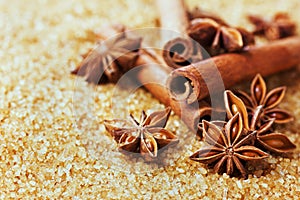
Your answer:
75,26 -> 300,136
167,36 -> 300,104
104,108 -> 178,161
224,90 -> 250,130
255,119 -> 296,154
157,0 -> 203,69
190,113 -> 269,178
162,38 -> 203,69
187,18 -> 220,47
76,24 -> 215,133
71,26 -> 142,84
224,90 -> 296,154
235,74 -> 294,125
191,87 -> 296,177
248,13 -> 296,40
158,1 -> 254,68
135,49 -> 228,133
188,18 -> 254,55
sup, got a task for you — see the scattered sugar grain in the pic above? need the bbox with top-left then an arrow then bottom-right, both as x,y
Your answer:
1,0 -> 300,199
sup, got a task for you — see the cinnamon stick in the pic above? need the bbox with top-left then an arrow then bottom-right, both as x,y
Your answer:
167,36 -> 300,104
156,0 -> 202,69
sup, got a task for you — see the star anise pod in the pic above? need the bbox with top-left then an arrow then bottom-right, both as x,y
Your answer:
104,107 -> 178,161
255,119 -> 296,154
224,90 -> 251,131
187,17 -> 254,55
190,113 -> 269,178
248,13 -> 296,40
235,74 -> 294,125
188,18 -> 220,47
224,90 -> 296,154
71,30 -> 142,84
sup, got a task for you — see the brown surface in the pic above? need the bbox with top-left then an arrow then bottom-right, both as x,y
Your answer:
0,0 -> 299,199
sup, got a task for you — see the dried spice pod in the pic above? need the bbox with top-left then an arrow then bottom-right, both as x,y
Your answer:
255,119 -> 296,154
236,27 -> 255,48
187,16 -> 254,56
224,88 -> 296,154
158,3 -> 258,105
224,90 -> 249,130
235,74 -> 294,125
248,13 -> 296,40
257,132 -> 296,154
196,108 -> 227,139
248,15 -> 268,35
193,86 -> 296,177
71,26 -> 142,84
190,113 -> 269,178
187,18 -> 220,47
220,26 -> 244,52
104,108 -> 179,161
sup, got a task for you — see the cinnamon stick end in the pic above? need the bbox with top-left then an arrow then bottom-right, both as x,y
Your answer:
167,70 -> 199,104
162,37 -> 203,69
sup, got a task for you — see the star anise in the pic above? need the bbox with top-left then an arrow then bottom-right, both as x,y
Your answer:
190,113 -> 269,178
224,90 -> 296,154
235,74 -> 294,125
187,17 -> 254,55
104,107 -> 178,161
71,30 -> 142,84
248,13 -> 296,40
255,119 -> 296,154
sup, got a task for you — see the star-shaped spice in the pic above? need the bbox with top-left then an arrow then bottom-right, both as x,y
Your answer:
234,74 -> 294,125
248,13 -> 296,40
190,113 -> 269,178
224,90 -> 296,154
104,107 -> 178,161
187,17 -> 254,55
255,119 -> 296,154
71,31 -> 142,84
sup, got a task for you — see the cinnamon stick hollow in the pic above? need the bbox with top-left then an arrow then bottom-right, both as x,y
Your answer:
167,36 -> 300,104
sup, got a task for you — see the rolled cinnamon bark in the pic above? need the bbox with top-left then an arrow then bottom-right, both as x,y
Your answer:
157,0 -> 202,69
167,36 -> 300,104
